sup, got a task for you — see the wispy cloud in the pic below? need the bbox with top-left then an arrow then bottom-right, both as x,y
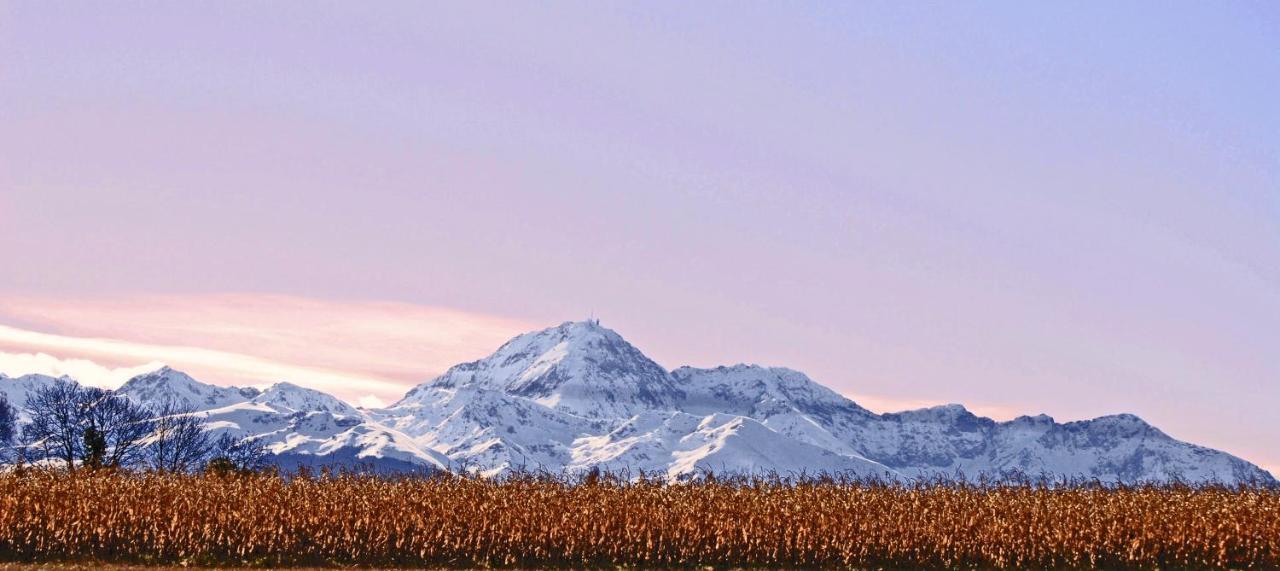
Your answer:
0,351 -> 165,388
0,294 -> 535,403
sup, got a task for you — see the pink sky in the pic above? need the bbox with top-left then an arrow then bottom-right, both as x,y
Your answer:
1,4 -> 1276,473
0,294 -> 531,405
0,293 -> 1022,417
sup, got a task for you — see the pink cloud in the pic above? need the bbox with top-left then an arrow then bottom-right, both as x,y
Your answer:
0,293 -> 535,403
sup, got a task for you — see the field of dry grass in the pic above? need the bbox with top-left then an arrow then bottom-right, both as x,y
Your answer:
1,469 -> 1277,569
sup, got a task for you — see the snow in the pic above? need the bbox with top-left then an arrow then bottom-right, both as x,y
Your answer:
0,373 -> 65,423
519,340 -> 570,382
119,366 -> 259,411
402,321 -> 685,420
251,382 -> 358,416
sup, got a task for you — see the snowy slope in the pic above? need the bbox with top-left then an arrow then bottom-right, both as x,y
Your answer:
399,321 -> 684,419
571,411 -> 896,480
673,365 -> 872,419
376,385 -> 612,476
195,399 -> 449,471
119,366 -> 260,410
0,373 -> 65,423
811,403 -> 1271,484
251,382 -> 358,416
671,365 -> 877,458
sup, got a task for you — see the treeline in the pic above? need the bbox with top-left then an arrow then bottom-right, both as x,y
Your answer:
0,380 -> 264,474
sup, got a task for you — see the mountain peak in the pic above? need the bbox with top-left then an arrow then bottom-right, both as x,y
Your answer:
538,319 -> 621,344
253,382 -> 357,416
121,365 -> 192,386
400,319 -> 684,418
118,367 -> 260,410
561,318 -> 604,330
671,364 -> 872,420
1068,413 -> 1161,438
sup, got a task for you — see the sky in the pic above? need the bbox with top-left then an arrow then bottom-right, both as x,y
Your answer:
0,3 -> 1277,473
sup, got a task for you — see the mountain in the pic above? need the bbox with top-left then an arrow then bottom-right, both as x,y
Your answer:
250,382 -> 357,416
0,373 -> 65,423
378,321 -> 1272,483
398,320 -> 684,419
572,411 -> 893,478
376,384 -> 612,476
205,400 -> 448,472
848,405 -> 1266,483
119,366 -> 260,410
165,384 -> 448,472
9,369 -> 447,472
1,321 -> 1274,484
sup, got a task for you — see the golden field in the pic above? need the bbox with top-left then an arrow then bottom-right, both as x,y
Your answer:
0,469 -> 1276,569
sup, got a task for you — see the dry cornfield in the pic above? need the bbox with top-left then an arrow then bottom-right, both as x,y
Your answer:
0,469 -> 1277,569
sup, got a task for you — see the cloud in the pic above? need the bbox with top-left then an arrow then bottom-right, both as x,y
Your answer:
0,351 -> 165,388
0,293 -> 535,403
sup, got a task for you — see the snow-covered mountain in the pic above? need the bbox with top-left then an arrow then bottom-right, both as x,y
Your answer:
398,321 -> 685,419
119,366 -> 260,410
250,381 -> 358,416
190,384 -> 448,471
0,373 -> 64,423
196,398 -> 449,471
1,321 -> 1274,484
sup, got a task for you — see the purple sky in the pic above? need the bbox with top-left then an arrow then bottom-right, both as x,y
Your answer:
1,3 -> 1277,472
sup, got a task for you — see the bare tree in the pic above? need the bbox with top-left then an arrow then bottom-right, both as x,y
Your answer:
21,381 -> 155,471
22,380 -> 83,470
0,395 -> 16,462
146,400 -> 212,473
206,433 -> 269,474
78,387 -> 155,469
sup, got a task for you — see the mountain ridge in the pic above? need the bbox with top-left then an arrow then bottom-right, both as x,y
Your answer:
2,320 -> 1273,484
